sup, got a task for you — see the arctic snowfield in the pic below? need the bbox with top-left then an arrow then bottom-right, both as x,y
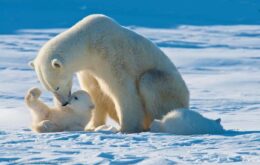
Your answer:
0,25 -> 259,164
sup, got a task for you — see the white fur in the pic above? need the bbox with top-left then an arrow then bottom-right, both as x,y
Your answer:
25,88 -> 94,133
150,109 -> 224,135
32,14 -> 189,133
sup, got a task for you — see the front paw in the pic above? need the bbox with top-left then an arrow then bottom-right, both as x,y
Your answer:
94,125 -> 118,133
84,122 -> 97,132
25,87 -> 41,102
84,126 -> 95,132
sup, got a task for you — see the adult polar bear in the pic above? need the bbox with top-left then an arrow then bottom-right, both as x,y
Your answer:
31,14 -> 189,133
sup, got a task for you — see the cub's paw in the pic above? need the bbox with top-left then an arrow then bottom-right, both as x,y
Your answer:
25,87 -> 41,102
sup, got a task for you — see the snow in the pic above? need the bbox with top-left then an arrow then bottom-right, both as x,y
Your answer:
0,25 -> 259,164
1,0 -> 260,162
1,130 -> 259,164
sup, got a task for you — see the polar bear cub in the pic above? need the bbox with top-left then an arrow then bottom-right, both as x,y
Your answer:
25,88 -> 94,133
150,109 -> 224,135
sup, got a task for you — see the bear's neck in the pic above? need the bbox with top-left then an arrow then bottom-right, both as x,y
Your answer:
61,24 -> 109,74
63,28 -> 93,72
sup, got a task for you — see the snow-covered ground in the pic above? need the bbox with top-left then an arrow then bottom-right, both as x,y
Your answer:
0,25 -> 260,164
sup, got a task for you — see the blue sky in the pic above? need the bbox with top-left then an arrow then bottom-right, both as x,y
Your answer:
0,0 -> 260,33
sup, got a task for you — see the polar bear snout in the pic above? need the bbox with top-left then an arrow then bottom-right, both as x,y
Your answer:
89,104 -> 95,110
54,91 -> 71,106
62,102 -> 69,106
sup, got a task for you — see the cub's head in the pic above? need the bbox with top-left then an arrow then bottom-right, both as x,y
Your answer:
67,90 -> 95,113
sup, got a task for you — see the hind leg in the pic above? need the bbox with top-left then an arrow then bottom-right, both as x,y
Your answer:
139,69 -> 189,122
34,120 -> 60,133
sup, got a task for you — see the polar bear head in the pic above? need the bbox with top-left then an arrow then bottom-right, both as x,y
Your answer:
30,57 -> 72,105
67,90 -> 95,113
29,31 -> 84,106
29,15 -> 111,106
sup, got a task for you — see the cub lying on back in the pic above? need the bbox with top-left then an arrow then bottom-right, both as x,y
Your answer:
25,88 -> 94,133
150,109 -> 225,135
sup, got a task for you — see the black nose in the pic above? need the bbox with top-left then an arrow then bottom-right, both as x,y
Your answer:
89,105 -> 95,109
62,102 -> 69,106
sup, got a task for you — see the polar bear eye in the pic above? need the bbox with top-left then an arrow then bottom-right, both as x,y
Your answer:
55,87 -> 60,91
74,96 -> 78,100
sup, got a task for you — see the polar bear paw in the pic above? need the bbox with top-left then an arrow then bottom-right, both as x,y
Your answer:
25,87 -> 42,102
94,125 -> 118,133
84,124 -> 96,132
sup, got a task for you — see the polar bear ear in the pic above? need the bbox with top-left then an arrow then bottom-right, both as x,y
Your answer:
215,118 -> 221,124
51,59 -> 63,69
28,61 -> 35,69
